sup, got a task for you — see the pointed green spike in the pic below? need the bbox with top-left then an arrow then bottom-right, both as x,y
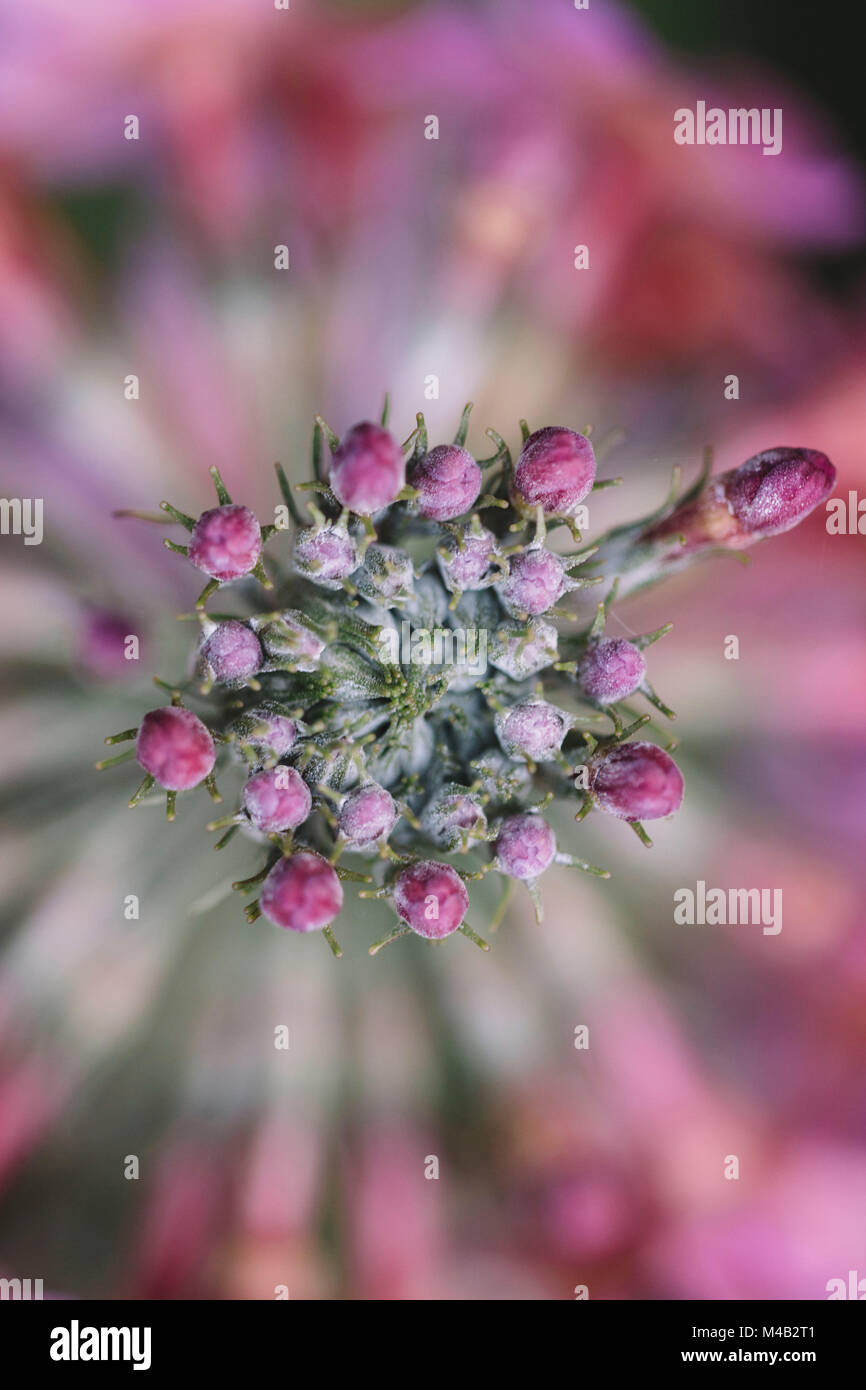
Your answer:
369,925 -> 410,956
164,539 -> 189,557
128,774 -> 155,808
209,466 -> 232,505
251,558 -> 273,590
315,415 -> 340,454
380,392 -> 391,428
454,401 -> 474,447
165,790 -> 177,821
275,461 -> 308,525
323,926 -> 343,959
104,727 -> 139,746
519,418 -> 531,443
557,854 -> 610,879
633,622 -> 673,650
641,684 -> 677,720
160,500 -> 196,530
629,821 -> 653,848
195,578 -> 220,609
459,923 -> 490,951
95,748 -> 136,771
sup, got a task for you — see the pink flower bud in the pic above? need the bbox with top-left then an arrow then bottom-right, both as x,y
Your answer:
338,783 -> 397,846
293,522 -> 357,589
393,860 -> 469,939
512,426 -> 596,518
260,851 -> 344,933
495,813 -> 556,879
245,710 -> 298,759
329,422 -> 405,514
242,767 -> 312,833
422,786 -> 487,849
200,621 -> 262,686
188,504 -> 262,580
437,526 -> 500,592
499,548 -> 566,617
724,447 -> 835,538
496,699 -> 570,761
408,444 -> 481,521
577,638 -> 646,704
646,448 -> 835,554
589,741 -> 683,821
136,707 -> 215,791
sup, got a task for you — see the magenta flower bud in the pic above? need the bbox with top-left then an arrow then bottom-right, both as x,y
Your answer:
577,638 -> 646,705
393,860 -> 469,940
499,548 -> 566,617
200,620 -> 262,686
329,421 -> 405,515
512,426 -> 596,519
338,782 -> 397,846
495,813 -> 556,880
242,766 -> 312,833
496,699 -> 570,762
723,448 -> 836,539
589,741 -> 683,821
260,851 -> 344,933
645,448 -> 836,554
437,525 -> 500,592
136,706 -> 216,791
293,521 -> 358,590
489,618 -> 558,679
187,503 -> 262,581
408,444 -> 481,521
245,710 -> 298,758
422,786 -> 487,849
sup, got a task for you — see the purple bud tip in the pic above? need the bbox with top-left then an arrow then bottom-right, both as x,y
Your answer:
201,621 -> 262,685
338,782 -> 397,846
513,426 -> 596,518
136,706 -> 215,791
423,787 -> 487,847
188,504 -> 262,581
577,638 -> 646,704
497,699 -> 570,761
723,447 -> 836,540
589,741 -> 683,821
245,710 -> 298,759
499,548 -> 566,617
409,444 -> 482,521
495,813 -> 556,880
393,860 -> 469,939
260,851 -> 344,933
329,421 -> 406,515
438,526 -> 499,592
242,766 -> 312,833
293,522 -> 357,589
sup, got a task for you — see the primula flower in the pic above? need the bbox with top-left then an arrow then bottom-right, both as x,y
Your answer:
100,401 -> 834,953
